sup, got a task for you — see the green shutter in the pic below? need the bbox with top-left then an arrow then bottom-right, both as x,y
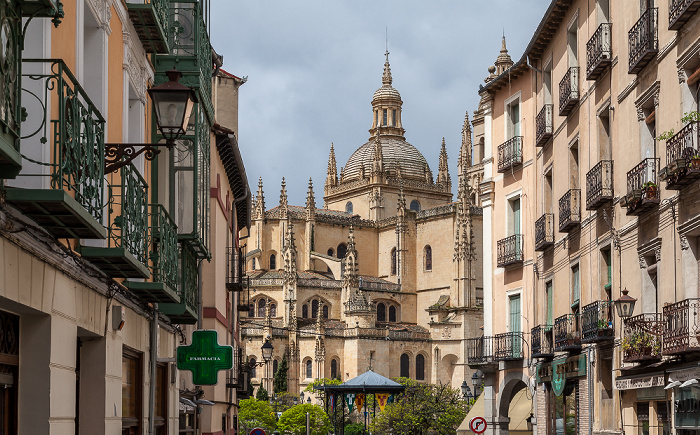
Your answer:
546,281 -> 553,327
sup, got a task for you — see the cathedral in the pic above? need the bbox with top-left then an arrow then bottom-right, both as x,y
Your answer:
241,52 -> 484,397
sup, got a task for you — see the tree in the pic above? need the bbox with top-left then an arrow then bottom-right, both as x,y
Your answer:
303,377 -> 342,393
256,385 -> 270,402
276,404 -> 331,435
238,398 -> 276,433
370,379 -> 468,435
273,353 -> 289,394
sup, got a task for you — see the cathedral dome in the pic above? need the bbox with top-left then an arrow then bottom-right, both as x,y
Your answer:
342,136 -> 431,182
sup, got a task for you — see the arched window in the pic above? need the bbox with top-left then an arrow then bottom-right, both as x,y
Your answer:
269,254 -> 276,270
250,358 -> 257,378
270,304 -> 277,317
273,359 -> 279,375
337,243 -> 347,259
249,303 -> 255,318
400,353 -> 410,378
391,248 -> 397,275
327,248 -> 334,257
257,299 -> 266,318
312,300 -> 319,318
410,200 -> 421,212
377,303 -> 386,322
424,245 -> 432,271
305,359 -> 312,379
345,202 -> 353,214
302,305 -> 308,318
416,354 -> 425,380
389,305 -> 397,322
331,359 -> 338,379
323,305 -> 329,319
252,258 -> 256,270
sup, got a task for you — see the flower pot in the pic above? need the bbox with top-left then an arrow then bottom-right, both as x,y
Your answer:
691,158 -> 700,169
645,185 -> 657,199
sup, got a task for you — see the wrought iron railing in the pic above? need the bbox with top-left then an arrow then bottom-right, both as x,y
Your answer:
467,336 -> 494,365
531,325 -> 553,358
669,0 -> 700,30
559,189 -> 581,232
536,104 -> 553,147
151,204 -> 179,291
535,213 -> 554,251
495,332 -> 524,360
559,67 -> 579,115
582,300 -> 614,342
586,23 -> 612,80
623,313 -> 662,362
554,314 -> 581,351
497,234 -> 523,268
663,298 -> 700,354
624,158 -> 660,214
663,121 -> 700,188
629,8 -> 658,73
20,59 -> 106,221
497,136 -> 523,173
586,160 -> 613,209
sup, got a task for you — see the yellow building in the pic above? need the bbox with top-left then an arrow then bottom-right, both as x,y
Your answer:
242,54 -> 484,398
472,1 -> 700,435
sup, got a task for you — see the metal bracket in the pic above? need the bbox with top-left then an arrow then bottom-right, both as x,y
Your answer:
104,142 -> 171,174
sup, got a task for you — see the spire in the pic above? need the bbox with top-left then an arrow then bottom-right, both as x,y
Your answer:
326,143 -> 338,189
382,50 -> 392,86
437,137 -> 451,188
459,112 -> 473,176
397,184 -> 406,213
283,218 -> 297,285
495,35 -> 514,75
371,131 -> 385,182
305,178 -> 316,221
253,177 -> 265,219
347,225 -> 356,253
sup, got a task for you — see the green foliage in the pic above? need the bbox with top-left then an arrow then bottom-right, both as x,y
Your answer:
303,378 -> 342,392
276,404 -> 331,435
256,385 -> 270,402
273,354 -> 289,394
657,111 -> 700,140
238,398 -> 276,433
344,423 -> 365,435
371,380 -> 468,435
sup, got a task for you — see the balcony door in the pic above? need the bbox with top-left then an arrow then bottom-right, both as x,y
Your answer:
509,294 -> 522,357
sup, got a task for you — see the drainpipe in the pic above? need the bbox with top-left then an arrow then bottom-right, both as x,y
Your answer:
588,346 -> 593,435
149,306 -> 158,435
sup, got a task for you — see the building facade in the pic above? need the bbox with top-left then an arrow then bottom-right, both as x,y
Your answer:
0,0 -> 250,434
472,1 -> 700,434
241,54 -> 484,398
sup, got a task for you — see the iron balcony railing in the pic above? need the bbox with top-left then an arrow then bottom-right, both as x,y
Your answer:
629,8 -> 658,74
586,160 -> 614,210
669,0 -> 700,30
536,105 -> 553,147
662,121 -> 700,189
151,204 -> 179,292
559,67 -> 579,116
497,234 -> 523,268
535,213 -> 554,251
531,325 -> 554,359
663,298 -> 700,355
623,313 -> 662,363
559,189 -> 581,232
582,300 -> 614,343
126,0 -> 171,53
495,332 -> 524,361
497,136 -> 523,173
586,23 -> 612,80
466,336 -> 494,366
624,158 -> 660,216
554,314 -> 581,351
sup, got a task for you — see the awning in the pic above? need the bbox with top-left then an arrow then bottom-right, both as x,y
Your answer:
456,388 -> 532,435
457,395 -> 483,435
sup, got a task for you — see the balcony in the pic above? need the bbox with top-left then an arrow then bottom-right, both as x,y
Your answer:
467,336 -> 495,367
554,314 -> 581,352
0,1 -> 22,178
126,0 -> 170,53
5,59 -> 106,239
663,298 -> 700,355
124,204 -> 180,304
227,246 -> 244,291
621,158 -> 660,216
559,67 -> 579,116
581,300 -> 614,343
531,325 -> 554,359
559,189 -> 581,233
629,8 -> 658,74
586,23 -> 612,80
586,160 -> 614,210
80,164 -> 150,279
497,234 -> 523,268
536,105 -> 553,147
19,0 -> 63,18
160,242 -> 199,324
661,121 -> 700,189
623,313 -> 662,363
497,136 -> 523,173
495,332 -> 524,361
535,213 -> 554,251
669,0 -> 700,30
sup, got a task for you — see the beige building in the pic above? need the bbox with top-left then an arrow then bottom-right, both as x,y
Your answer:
241,54 -> 484,398
470,1 -> 700,435
0,1 -> 250,434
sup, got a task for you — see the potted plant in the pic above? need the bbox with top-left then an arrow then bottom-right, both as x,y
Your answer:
643,181 -> 658,199
691,154 -> 700,168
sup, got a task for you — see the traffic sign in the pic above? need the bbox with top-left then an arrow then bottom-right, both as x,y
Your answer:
469,416 -> 487,434
177,330 -> 233,385
250,428 -> 267,435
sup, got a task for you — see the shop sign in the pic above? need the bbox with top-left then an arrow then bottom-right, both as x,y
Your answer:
615,375 -> 664,390
669,367 -> 700,383
177,330 -> 233,385
538,354 -> 587,396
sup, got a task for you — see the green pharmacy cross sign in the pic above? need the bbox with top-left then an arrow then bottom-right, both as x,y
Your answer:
177,330 -> 233,385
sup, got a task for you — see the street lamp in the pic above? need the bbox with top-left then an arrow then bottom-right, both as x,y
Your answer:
307,397 -> 312,404
472,372 -> 481,397
460,381 -> 469,399
300,391 -> 305,403
615,288 -> 637,319
261,339 -> 274,363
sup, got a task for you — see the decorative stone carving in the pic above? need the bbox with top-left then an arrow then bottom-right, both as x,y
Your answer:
637,106 -> 646,122
654,248 -> 661,262
653,89 -> 660,107
638,254 -> 647,269
679,234 -> 690,251
678,67 -> 686,84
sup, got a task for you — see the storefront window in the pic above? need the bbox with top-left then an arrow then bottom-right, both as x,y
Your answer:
657,402 -> 670,435
549,383 -> 577,435
676,385 -> 700,433
637,402 -> 649,435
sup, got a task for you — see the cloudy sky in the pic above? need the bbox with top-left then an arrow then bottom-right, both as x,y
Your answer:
210,1 -> 546,206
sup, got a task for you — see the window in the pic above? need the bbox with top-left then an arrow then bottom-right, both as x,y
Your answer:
322,305 -> 329,319
508,197 -> 521,236
377,303 -> 386,322
252,258 -> 256,270
571,264 -> 580,307
257,299 -> 266,318
302,305 -> 308,318
327,248 -> 334,257
544,170 -> 553,213
345,202 -> 353,214
509,294 -> 522,357
312,300 -> 319,319
269,254 -> 276,270
507,100 -> 520,139
543,60 -> 553,105
424,245 -> 432,271
392,109 -> 397,126
383,109 -> 388,126
273,359 -> 279,376
122,349 -> 142,435
389,305 -> 397,322
305,359 -> 312,379
569,143 -> 579,189
410,200 -> 421,212
601,248 -> 612,300
657,402 -> 670,435
549,384 -> 578,435
391,248 -> 397,275
416,354 -> 425,380
637,402 -> 649,435
270,304 -> 277,318
249,303 -> 255,318
400,354 -> 410,378
567,20 -> 578,68
545,281 -> 553,326
250,358 -> 257,378
337,244 -> 347,259
330,359 -> 338,380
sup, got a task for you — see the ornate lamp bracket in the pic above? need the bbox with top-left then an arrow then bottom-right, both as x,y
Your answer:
104,142 -> 172,174
631,317 -> 665,336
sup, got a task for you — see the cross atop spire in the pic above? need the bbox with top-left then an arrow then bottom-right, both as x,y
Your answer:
382,51 -> 393,86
